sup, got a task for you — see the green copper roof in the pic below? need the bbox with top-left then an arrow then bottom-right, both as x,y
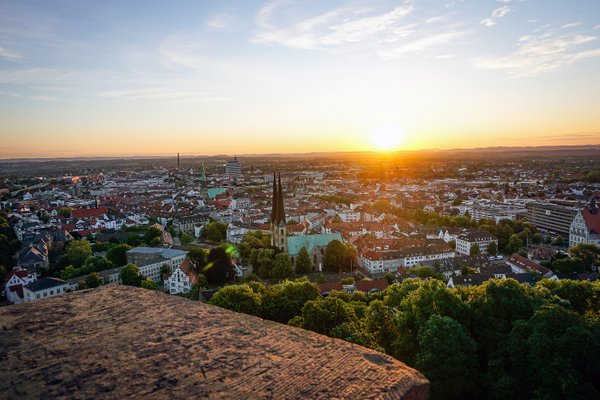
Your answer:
287,233 -> 343,256
207,187 -> 227,199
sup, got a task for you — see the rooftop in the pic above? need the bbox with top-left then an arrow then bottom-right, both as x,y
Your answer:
0,285 -> 429,399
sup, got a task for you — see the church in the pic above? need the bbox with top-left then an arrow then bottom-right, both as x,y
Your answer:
271,173 -> 342,271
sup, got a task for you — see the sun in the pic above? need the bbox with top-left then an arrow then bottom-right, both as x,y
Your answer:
370,124 -> 405,151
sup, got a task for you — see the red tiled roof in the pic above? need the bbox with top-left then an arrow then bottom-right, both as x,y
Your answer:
507,253 -> 552,276
72,207 -> 108,219
582,208 -> 600,234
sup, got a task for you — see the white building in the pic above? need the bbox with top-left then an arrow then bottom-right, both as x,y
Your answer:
4,267 -> 37,304
126,247 -> 188,283
165,259 -> 197,294
455,229 -> 498,255
226,157 -> 242,179
23,277 -> 70,302
569,201 -> 600,247
359,245 -> 455,276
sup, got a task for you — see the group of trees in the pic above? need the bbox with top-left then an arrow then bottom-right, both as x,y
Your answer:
54,239 -> 133,280
209,277 -> 600,399
0,211 -> 20,281
200,221 -> 227,242
541,242 -> 600,274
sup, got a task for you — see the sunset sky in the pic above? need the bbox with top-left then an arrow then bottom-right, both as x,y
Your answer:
1,0 -> 600,158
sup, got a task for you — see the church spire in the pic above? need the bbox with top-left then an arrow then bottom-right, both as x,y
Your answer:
277,173 -> 285,224
271,172 -> 278,223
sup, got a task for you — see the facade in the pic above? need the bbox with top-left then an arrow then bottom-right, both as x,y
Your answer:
470,204 -> 527,222
225,157 -> 242,179
287,233 -> 343,271
23,277 -> 70,302
359,244 -> 455,276
569,199 -> 600,247
174,214 -> 209,235
165,259 -> 197,294
505,253 -> 554,277
455,229 -> 498,255
526,201 -> 578,238
270,173 -> 288,253
126,247 -> 188,282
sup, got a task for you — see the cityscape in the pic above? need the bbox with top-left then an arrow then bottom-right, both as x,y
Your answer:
1,0 -> 600,399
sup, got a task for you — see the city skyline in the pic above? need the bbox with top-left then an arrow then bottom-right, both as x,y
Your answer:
1,0 -> 600,158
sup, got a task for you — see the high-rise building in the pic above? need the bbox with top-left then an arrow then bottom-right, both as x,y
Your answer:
226,156 -> 242,179
271,173 -> 287,252
526,201 -> 578,239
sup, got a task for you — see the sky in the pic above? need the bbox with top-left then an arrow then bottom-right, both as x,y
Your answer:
1,0 -> 600,158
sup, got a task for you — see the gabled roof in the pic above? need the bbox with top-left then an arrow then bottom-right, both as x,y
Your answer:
582,207 -> 600,234
72,207 -> 108,219
506,253 -> 553,276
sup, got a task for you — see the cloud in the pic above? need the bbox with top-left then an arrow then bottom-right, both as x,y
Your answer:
206,12 -> 237,31
252,1 -> 464,59
492,6 -> 511,18
96,87 -> 227,102
0,90 -> 56,101
480,18 -> 496,27
0,45 -> 22,60
481,5 -> 511,27
562,22 -> 582,29
475,30 -> 600,76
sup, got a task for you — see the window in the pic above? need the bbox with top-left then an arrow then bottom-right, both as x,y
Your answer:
36,294 -> 40,299
50,290 -> 54,295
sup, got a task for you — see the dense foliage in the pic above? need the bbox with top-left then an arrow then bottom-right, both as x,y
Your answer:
210,277 -> 600,399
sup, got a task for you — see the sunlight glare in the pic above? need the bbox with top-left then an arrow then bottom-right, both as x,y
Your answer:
370,124 -> 405,151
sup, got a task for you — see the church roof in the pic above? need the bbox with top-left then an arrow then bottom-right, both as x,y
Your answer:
287,233 -> 343,256
0,285 -> 429,399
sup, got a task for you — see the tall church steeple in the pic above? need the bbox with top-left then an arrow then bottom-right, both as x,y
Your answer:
271,172 -> 287,252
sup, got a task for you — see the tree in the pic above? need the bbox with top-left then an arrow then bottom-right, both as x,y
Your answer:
291,296 -> 358,336
416,315 -> 478,400
323,240 -> 349,272
470,243 -> 480,256
506,234 -> 524,254
65,240 -> 93,267
141,278 -> 160,290
272,252 -> 294,279
202,247 -> 235,286
160,263 -> 171,281
143,226 -> 162,244
126,233 -> 142,247
85,272 -> 102,288
180,232 -> 193,245
553,235 -> 564,247
204,221 -> 227,242
341,276 -> 355,285
120,263 -> 142,287
187,248 -> 207,270
448,240 -> 456,250
255,248 -> 274,278
568,243 -> 600,269
259,280 -> 320,323
58,207 -> 72,218
209,284 -> 261,315
106,244 -> 132,266
487,241 -> 498,256
295,246 -> 312,275
39,213 -> 50,223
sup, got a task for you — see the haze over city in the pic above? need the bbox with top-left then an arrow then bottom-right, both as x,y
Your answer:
1,0 -> 600,158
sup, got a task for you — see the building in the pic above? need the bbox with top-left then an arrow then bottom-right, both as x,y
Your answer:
23,277 -> 70,302
470,203 -> 526,222
271,173 -> 288,253
505,253 -> 554,278
164,259 -> 197,294
0,285 -> 429,399
359,243 -> 455,276
288,233 -> 343,271
3,267 -> 36,304
526,201 -> 578,239
225,156 -> 242,179
455,229 -> 498,256
126,247 -> 188,282
569,198 -> 600,247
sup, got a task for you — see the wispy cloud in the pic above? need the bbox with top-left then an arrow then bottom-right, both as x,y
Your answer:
206,11 -> 238,31
96,87 -> 228,102
481,5 -> 511,27
562,22 -> 582,29
475,29 -> 600,76
0,45 -> 22,60
0,90 -> 56,101
253,1 -> 464,59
